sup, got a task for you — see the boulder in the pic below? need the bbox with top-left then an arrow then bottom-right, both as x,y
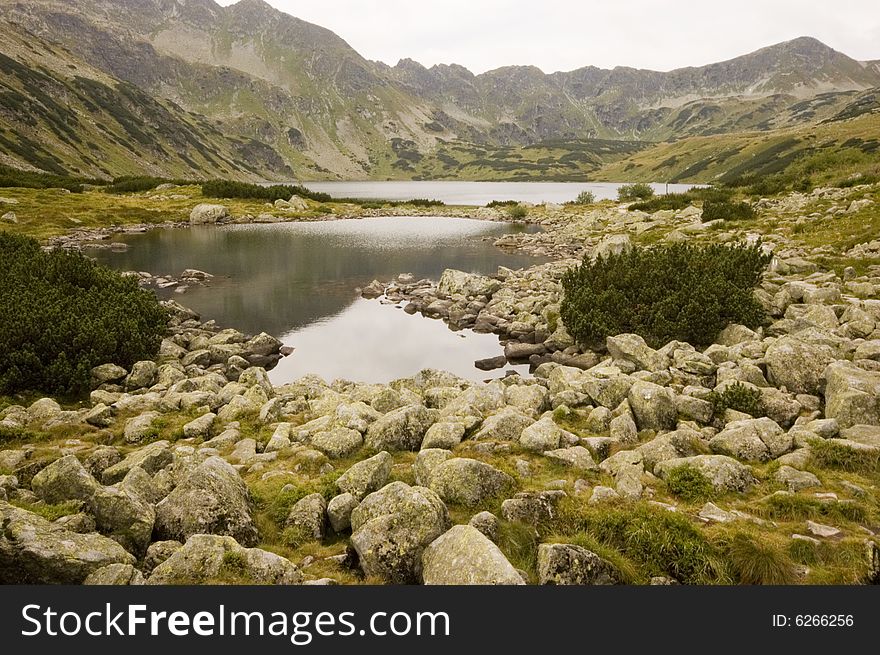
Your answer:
421,525 -> 524,585
123,411 -> 161,444
31,455 -> 100,504
286,493 -> 327,541
147,535 -> 301,585
500,490 -> 565,527
544,446 -> 598,472
520,416 -> 576,452
154,456 -> 259,546
437,269 -> 500,297
537,543 -> 620,585
0,501 -> 134,584
365,404 -> 434,451
773,465 -> 821,492
421,422 -> 466,449
413,449 -> 453,487
765,337 -> 835,395
125,361 -> 158,390
654,455 -> 755,492
823,362 -> 880,428
428,458 -> 514,507
607,334 -> 669,372
468,511 -> 500,542
473,407 -> 534,441
90,364 -> 127,386
627,380 -> 676,431
90,486 -> 156,557
182,412 -> 216,440
83,563 -> 144,585
143,541 -> 183,575
310,427 -> 363,459
709,418 -> 791,461
350,482 -> 450,584
189,204 -> 229,225
327,493 -> 358,533
102,441 -> 173,484
336,451 -> 392,500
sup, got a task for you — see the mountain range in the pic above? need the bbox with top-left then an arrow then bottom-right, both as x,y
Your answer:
1,0 -> 879,181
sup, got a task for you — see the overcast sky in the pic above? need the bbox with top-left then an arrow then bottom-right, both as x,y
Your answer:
216,0 -> 880,74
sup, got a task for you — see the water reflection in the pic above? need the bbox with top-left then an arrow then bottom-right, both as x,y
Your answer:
95,217 -> 545,382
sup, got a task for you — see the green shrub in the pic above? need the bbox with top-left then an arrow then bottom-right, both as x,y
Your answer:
617,183 -> 655,202
105,176 -> 194,194
403,198 -> 444,207
0,163 -> 99,193
709,381 -> 765,418
572,191 -> 596,205
507,204 -> 528,219
702,200 -> 756,222
560,242 -> 771,349
629,193 -> 691,212
202,179 -> 331,203
0,233 -> 167,395
722,532 -> 795,584
486,199 -> 518,208
664,465 -> 715,502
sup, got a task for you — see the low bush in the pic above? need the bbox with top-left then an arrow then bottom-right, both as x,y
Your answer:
560,242 -> 771,348
709,381 -> 765,418
507,204 -> 528,219
571,190 -> 596,205
629,193 -> 691,212
617,183 -> 655,202
105,176 -> 194,194
486,200 -> 518,208
0,163 -> 99,193
202,179 -> 332,203
0,233 -> 168,395
702,200 -> 756,222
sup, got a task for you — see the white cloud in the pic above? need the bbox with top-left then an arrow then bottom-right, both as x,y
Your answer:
216,0 -> 880,74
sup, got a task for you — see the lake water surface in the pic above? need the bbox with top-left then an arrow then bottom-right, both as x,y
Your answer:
301,180 -> 699,206
94,217 -> 545,383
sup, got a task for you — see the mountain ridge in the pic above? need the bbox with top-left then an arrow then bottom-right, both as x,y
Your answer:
0,0 -> 878,180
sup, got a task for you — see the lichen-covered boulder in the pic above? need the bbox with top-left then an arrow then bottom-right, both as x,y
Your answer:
350,482 -> 450,584
823,362 -> 880,428
421,525 -> 524,585
0,501 -> 134,583
90,486 -> 155,557
102,441 -> 174,484
336,451 -> 392,500
428,458 -> 514,507
473,407 -> 535,441
83,563 -> 144,585
519,416 -> 576,452
189,203 -> 229,225
154,456 -> 259,546
709,418 -> 790,461
627,380 -> 677,431
365,404 -> 434,451
537,543 -> 620,585
31,455 -> 100,504
286,493 -> 327,541
147,535 -> 302,585
765,337 -> 835,395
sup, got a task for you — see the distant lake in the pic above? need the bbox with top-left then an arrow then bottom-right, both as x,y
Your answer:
299,181 -> 700,206
94,216 -> 545,383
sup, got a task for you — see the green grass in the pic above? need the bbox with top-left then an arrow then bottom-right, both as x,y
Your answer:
719,531 -> 796,584
10,499 -> 81,521
664,465 -> 716,502
810,439 -> 880,474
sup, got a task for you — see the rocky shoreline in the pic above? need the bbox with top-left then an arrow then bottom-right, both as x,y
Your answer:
3,183 -> 880,585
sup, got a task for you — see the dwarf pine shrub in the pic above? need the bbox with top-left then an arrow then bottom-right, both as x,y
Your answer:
710,381 -> 765,418
702,199 -> 756,222
560,242 -> 771,348
0,233 -> 167,395
617,183 -> 654,202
